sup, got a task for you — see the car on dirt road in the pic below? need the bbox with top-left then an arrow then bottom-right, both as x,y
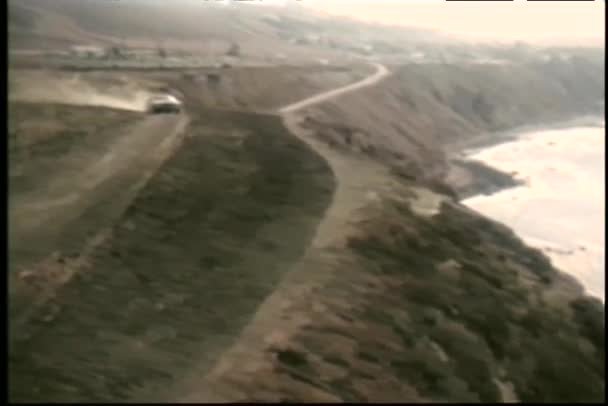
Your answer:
147,94 -> 182,114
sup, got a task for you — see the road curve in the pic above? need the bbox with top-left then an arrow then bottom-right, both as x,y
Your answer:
277,62 -> 393,249
174,63 -> 394,403
278,63 -> 390,114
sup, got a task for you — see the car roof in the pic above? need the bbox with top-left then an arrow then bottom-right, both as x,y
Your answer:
149,94 -> 181,104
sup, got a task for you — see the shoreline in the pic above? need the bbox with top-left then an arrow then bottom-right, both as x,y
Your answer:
447,159 -> 526,201
448,113 -> 604,158
450,119 -> 605,302
447,113 -> 604,201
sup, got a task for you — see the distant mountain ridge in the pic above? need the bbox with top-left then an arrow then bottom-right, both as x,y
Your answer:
8,0 -> 448,53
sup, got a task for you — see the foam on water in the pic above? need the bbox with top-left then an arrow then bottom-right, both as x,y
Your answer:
463,124 -> 605,301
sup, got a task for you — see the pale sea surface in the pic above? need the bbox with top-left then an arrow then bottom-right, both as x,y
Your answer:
464,124 -> 605,301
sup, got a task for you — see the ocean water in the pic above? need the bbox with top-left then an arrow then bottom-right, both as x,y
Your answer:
463,124 -> 605,301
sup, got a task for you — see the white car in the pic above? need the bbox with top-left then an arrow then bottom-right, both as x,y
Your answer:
147,94 -> 182,114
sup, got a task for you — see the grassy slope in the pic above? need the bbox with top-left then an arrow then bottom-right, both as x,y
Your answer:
207,196 -> 604,402
345,200 -> 604,402
8,103 -> 141,195
9,110 -> 335,402
8,103 -> 145,276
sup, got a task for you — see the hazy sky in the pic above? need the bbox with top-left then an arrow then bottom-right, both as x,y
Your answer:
300,0 -> 605,43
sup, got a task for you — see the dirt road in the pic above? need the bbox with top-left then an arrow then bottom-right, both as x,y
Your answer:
173,63 -> 398,402
278,62 -> 397,249
9,63 -> 392,403
10,112 -> 188,278
278,63 -> 390,114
